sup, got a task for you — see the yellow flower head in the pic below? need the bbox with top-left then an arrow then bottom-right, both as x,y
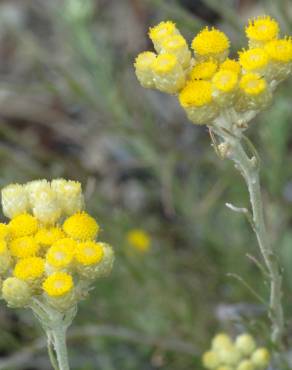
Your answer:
192,27 -> 229,59
237,360 -> 255,370
14,257 -> 45,281
239,48 -> 269,72
135,51 -> 157,72
42,271 -> 73,297
240,73 -> 267,96
75,241 -> 104,265
211,333 -> 232,350
46,239 -> 75,268
127,229 -> 151,253
151,53 -> 178,75
213,70 -> 238,92
9,214 -> 38,238
190,60 -> 218,80
179,80 -> 213,108
35,227 -> 65,248
10,236 -> 40,258
219,58 -> 241,75
0,223 -> 10,240
149,21 -> 177,46
63,212 -> 99,241
265,37 -> 292,63
246,15 -> 279,43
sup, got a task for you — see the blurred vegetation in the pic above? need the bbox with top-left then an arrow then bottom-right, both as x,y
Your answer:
0,0 -> 291,369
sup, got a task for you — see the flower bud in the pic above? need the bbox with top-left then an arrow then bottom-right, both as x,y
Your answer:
25,180 -> 51,205
264,38 -> 292,81
51,179 -> 84,216
32,188 -> 61,225
151,54 -> 186,94
2,277 -> 31,307
251,348 -> 270,368
211,333 -> 232,351
202,350 -> 221,369
239,48 -> 269,74
1,184 -> 29,218
245,16 -> 279,48
160,34 -> 191,69
8,213 -> 38,238
149,21 -> 180,53
212,70 -> 238,106
190,60 -> 218,80
235,334 -> 256,356
237,360 -> 255,370
134,52 -> 157,88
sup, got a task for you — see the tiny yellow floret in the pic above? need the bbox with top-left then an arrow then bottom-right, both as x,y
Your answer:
246,16 -> 279,43
63,212 -> 99,241
192,27 -> 229,59
190,60 -> 218,80
10,236 -> 39,258
9,214 -> 38,238
127,229 -> 151,253
213,70 -> 238,92
265,37 -> 292,63
46,239 -> 75,268
219,58 -> 241,75
179,80 -> 213,108
239,48 -> 269,72
42,271 -> 73,297
240,73 -> 267,95
135,52 -> 157,71
14,257 -> 45,281
75,241 -> 104,265
35,227 -> 65,248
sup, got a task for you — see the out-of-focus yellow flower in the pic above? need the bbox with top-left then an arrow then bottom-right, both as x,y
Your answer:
127,229 -> 151,253
192,27 -> 229,61
246,16 -> 279,46
63,212 -> 99,241
235,334 -> 256,356
251,348 -> 270,368
237,359 -> 255,370
9,214 -> 38,238
202,350 -> 221,369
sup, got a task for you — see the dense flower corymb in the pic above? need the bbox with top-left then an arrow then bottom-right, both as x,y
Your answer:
0,179 -> 114,310
134,16 -> 292,129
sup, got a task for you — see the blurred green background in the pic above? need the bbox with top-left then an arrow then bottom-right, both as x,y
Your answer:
0,0 -> 291,369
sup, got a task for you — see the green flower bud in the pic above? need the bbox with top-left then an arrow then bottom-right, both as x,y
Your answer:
202,350 -> 221,369
235,334 -> 256,356
237,359 -> 255,370
2,277 -> 31,307
251,348 -> 270,369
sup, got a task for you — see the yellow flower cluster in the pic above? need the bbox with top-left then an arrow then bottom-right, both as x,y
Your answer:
0,179 -> 114,311
202,333 -> 270,370
134,16 -> 292,126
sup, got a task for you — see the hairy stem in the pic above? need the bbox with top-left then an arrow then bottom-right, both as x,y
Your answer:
228,139 -> 284,347
51,326 -> 70,370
